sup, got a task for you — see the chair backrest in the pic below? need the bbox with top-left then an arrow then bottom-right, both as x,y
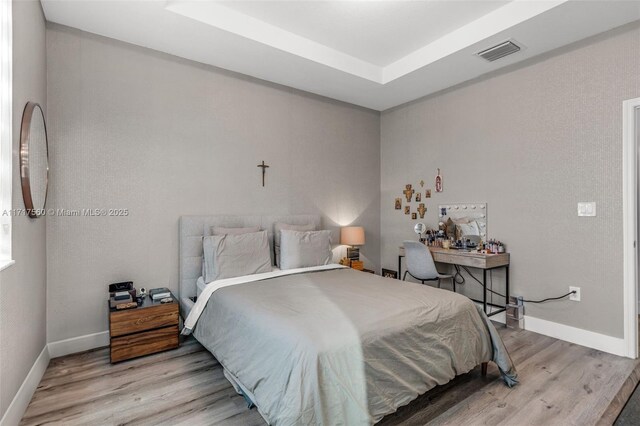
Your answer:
403,241 -> 439,280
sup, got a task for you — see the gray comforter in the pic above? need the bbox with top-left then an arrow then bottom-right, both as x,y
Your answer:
192,268 -> 517,425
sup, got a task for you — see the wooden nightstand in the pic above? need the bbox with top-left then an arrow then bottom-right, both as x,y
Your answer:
108,292 -> 180,363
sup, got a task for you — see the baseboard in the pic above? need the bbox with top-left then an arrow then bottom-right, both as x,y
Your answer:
523,315 -> 627,357
0,345 -> 49,426
0,333 -> 109,425
48,331 -> 110,358
475,300 -> 626,357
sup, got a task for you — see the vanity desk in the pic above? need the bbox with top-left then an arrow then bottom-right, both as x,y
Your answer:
398,246 -> 510,317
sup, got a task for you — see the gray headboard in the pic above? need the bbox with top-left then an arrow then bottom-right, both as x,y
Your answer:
179,214 -> 321,314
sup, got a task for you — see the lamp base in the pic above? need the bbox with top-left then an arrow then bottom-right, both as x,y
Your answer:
347,247 -> 360,261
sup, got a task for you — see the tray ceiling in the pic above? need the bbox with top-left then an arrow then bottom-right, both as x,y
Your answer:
41,1 -> 640,111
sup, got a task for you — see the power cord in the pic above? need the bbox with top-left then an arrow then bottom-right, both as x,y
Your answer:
455,265 -> 577,304
521,291 -> 576,304
453,265 -> 465,285
460,265 -> 506,298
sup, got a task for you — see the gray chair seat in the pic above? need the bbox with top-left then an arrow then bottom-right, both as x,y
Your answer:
403,241 -> 455,290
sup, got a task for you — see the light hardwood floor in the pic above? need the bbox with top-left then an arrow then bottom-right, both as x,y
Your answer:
21,325 -> 640,426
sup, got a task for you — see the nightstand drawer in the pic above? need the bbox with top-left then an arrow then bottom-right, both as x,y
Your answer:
110,325 -> 179,363
110,303 -> 178,337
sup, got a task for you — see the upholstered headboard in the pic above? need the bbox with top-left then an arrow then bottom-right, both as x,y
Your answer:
179,214 -> 321,315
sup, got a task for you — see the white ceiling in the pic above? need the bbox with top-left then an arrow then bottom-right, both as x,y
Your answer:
41,1 -> 640,111
217,1 -> 510,66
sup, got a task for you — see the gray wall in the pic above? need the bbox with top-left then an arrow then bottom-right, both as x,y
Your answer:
46,25 -> 381,343
381,23 -> 640,338
0,0 -> 47,418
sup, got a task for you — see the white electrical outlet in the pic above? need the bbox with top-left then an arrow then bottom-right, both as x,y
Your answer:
569,286 -> 581,302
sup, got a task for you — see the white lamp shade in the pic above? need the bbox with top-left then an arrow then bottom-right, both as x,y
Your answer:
341,226 -> 365,246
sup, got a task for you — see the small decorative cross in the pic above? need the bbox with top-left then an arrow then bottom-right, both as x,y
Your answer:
403,184 -> 414,202
417,203 -> 427,219
257,161 -> 269,187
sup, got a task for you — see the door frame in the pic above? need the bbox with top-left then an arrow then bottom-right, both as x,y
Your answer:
623,96 -> 640,359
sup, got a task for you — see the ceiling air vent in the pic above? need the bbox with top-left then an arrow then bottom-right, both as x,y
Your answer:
476,40 -> 521,62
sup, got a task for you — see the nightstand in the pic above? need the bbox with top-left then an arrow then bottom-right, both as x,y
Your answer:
108,292 -> 180,363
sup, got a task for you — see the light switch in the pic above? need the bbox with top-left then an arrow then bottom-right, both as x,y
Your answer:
577,202 -> 596,217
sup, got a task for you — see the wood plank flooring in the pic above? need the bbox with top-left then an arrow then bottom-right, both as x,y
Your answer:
21,325 -> 640,426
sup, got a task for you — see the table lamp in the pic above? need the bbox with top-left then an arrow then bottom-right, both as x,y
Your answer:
341,226 -> 365,262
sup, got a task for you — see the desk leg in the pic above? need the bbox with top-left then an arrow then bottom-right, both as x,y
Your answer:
483,269 -> 487,315
505,265 -> 510,304
398,256 -> 402,280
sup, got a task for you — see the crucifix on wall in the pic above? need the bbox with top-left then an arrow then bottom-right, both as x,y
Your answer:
257,161 -> 269,187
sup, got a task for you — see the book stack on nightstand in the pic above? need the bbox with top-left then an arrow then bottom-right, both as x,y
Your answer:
108,281 -> 137,310
108,290 -> 179,363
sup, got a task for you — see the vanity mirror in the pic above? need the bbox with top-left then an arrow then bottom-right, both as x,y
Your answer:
438,203 -> 487,241
20,102 -> 49,218
414,222 -> 426,242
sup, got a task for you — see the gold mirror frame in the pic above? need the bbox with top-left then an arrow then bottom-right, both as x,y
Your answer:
20,102 -> 49,219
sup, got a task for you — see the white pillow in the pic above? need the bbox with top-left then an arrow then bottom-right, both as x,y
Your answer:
203,226 -> 261,277
279,229 -> 332,270
203,230 -> 272,282
274,222 -> 316,266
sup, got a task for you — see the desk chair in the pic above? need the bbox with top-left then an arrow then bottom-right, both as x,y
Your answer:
402,241 -> 455,290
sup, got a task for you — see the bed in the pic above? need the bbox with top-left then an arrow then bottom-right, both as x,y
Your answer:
179,215 -> 517,425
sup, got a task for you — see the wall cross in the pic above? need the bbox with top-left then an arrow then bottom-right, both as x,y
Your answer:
257,161 -> 269,187
403,184 -> 414,202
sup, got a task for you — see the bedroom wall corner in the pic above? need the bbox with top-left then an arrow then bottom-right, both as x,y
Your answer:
380,21 -> 640,343
0,0 -> 48,423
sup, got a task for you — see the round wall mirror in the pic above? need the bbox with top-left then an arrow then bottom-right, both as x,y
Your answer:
20,102 -> 49,218
414,222 -> 426,236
